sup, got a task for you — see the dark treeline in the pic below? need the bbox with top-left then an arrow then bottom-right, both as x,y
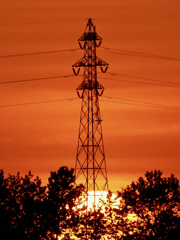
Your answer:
0,167 -> 180,240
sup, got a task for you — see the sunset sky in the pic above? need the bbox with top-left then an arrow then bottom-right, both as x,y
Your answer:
0,0 -> 180,192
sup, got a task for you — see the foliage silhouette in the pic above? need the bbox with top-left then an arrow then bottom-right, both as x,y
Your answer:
117,170 -> 180,239
46,166 -> 84,239
0,167 -> 84,240
0,170 -> 47,240
99,190 -> 131,239
1,168 -> 180,239
74,206 -> 107,240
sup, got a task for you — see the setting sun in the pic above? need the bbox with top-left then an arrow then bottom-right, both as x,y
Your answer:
86,191 -> 119,210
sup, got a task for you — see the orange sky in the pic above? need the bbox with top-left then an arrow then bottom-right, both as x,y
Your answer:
0,0 -> 180,192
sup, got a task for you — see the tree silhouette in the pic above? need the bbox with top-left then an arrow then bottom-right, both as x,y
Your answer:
0,170 -> 47,240
46,166 -> 84,239
117,170 -> 180,239
101,191 -> 130,239
74,191 -> 128,240
0,170 -> 12,239
0,167 -> 84,240
74,206 -> 107,240
1,168 -> 180,239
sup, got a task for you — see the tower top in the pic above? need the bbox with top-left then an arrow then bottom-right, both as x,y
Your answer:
86,18 -> 94,32
78,18 -> 101,42
72,18 -> 108,76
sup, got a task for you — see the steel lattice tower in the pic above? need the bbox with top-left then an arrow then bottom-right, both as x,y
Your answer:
72,18 -> 109,208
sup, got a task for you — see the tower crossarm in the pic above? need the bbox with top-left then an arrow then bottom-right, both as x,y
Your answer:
72,56 -> 108,68
76,80 -> 104,91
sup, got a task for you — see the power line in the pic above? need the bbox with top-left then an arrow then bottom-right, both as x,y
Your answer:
1,46 -> 179,63
103,95 -> 180,110
2,18 -> 179,29
1,73 -> 179,89
97,19 -> 180,29
100,47 -> 180,61
0,18 -> 86,26
107,72 -> 180,86
0,98 -> 78,108
100,49 -> 180,62
1,95 -> 179,111
99,47 -> 180,62
1,71 -> 179,89
100,99 -> 180,111
1,45 -> 179,64
99,76 -> 180,89
0,75 -> 75,85
101,96 -> 180,111
0,48 -> 79,59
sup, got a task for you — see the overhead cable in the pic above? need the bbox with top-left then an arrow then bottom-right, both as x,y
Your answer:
106,72 -> 180,86
0,98 -> 78,108
0,48 -> 79,59
99,47 -> 180,62
0,96 -> 179,111
0,75 -> 75,85
1,73 -> 179,89
99,76 -> 180,89
101,96 -> 180,111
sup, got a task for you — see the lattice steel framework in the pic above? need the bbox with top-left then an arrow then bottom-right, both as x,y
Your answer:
72,18 -> 109,208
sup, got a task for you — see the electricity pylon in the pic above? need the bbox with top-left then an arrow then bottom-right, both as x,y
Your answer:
72,18 -> 108,209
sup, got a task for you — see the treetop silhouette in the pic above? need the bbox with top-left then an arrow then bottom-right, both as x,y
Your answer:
0,168 -> 179,239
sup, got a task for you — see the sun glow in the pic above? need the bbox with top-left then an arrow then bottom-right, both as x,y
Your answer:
78,191 -> 119,211
87,191 -> 107,209
58,191 -> 120,239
